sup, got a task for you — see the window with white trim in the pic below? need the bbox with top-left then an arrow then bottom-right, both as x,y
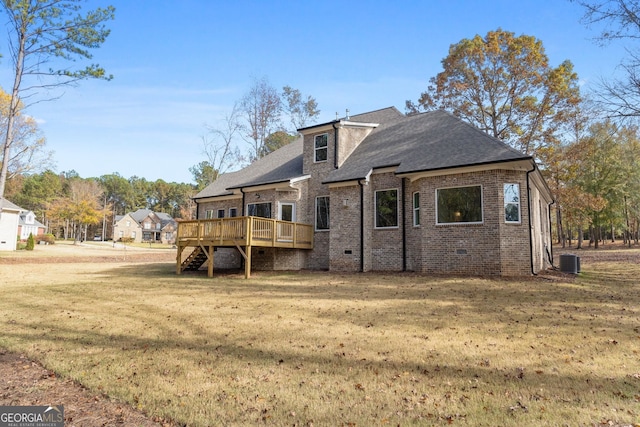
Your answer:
217,209 -> 225,219
413,192 -> 420,227
315,196 -> 330,230
314,133 -> 328,162
436,185 -> 483,224
504,183 -> 521,223
375,189 -> 398,228
229,207 -> 238,217
247,202 -> 272,218
205,210 -> 214,219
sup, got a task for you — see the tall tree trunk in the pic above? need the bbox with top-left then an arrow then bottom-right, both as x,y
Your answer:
556,207 -> 564,246
577,226 -> 583,249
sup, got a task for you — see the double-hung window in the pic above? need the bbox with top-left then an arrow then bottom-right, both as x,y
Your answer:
314,134 -> 328,162
413,192 -> 420,227
315,196 -> 330,230
375,189 -> 398,228
217,209 -> 225,219
504,183 -> 521,223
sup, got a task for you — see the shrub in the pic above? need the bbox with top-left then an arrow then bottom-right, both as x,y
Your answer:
26,233 -> 35,251
36,234 -> 56,245
119,237 -> 134,244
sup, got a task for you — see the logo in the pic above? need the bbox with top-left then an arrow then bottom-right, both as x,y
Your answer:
0,406 -> 64,427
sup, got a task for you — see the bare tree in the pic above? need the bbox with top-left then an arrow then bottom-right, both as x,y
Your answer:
239,76 -> 282,161
190,103 -> 243,189
577,0 -> 640,118
0,0 -> 115,198
282,85 -> 320,132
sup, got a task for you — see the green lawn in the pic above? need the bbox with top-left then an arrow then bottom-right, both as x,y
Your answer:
0,250 -> 638,426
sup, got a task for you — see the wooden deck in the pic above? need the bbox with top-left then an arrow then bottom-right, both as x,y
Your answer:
176,216 -> 313,278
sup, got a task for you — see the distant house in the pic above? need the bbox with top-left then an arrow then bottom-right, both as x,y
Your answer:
182,107 -> 554,277
113,209 -> 177,244
0,198 -> 22,251
18,210 -> 46,240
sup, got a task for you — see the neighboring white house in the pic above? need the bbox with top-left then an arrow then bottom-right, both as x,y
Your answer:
0,198 -> 23,251
18,210 -> 46,240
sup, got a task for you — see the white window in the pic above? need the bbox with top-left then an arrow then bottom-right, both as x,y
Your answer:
205,210 -> 214,219
375,189 -> 398,228
131,231 -> 136,239
126,220 -> 131,227
413,192 -> 420,227
436,185 -> 483,224
247,202 -> 272,218
315,196 -> 330,231
144,222 -> 151,230
217,209 -> 225,219
314,133 -> 328,162
504,183 -> 521,223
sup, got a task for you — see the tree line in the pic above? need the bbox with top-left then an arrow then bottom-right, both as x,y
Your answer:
5,170 -> 195,241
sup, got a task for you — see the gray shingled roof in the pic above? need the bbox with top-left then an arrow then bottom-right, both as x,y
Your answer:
193,138 -> 304,199
129,209 -> 174,224
0,198 -> 23,212
194,108 -> 532,197
324,110 -> 531,184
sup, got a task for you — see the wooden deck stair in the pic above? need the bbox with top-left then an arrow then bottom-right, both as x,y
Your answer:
181,246 -> 208,272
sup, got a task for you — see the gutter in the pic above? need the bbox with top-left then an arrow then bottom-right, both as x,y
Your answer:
526,162 -> 536,275
332,121 -> 339,169
547,200 -> 556,268
402,178 -> 407,271
359,179 -> 365,272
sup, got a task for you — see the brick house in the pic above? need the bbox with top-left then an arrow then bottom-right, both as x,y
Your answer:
190,107 -> 554,276
113,209 -> 177,244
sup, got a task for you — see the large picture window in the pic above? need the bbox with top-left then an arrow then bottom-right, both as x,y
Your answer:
247,202 -> 272,218
436,185 -> 483,224
315,196 -> 330,230
504,183 -> 521,223
375,189 -> 398,228
314,134 -> 328,162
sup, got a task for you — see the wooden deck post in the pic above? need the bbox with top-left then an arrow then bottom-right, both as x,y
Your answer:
207,245 -> 214,278
176,244 -> 183,275
245,245 -> 251,279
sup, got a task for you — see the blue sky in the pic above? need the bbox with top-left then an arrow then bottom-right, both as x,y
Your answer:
0,0 -> 628,184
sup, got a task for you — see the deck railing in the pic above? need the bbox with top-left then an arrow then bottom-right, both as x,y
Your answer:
177,216 -> 313,249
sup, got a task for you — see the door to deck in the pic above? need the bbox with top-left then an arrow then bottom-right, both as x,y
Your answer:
278,202 -> 295,242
